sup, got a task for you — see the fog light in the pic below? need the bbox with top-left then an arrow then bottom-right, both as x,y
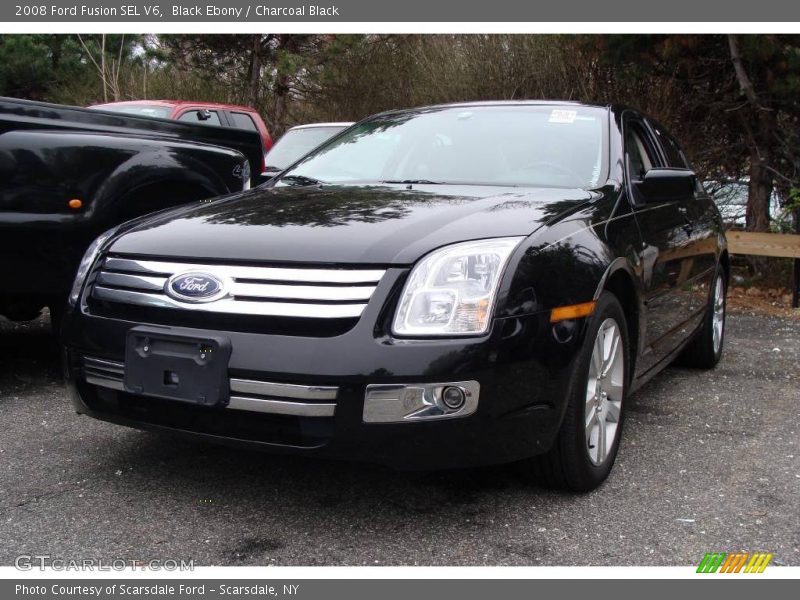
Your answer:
442,386 -> 466,410
363,380 -> 480,423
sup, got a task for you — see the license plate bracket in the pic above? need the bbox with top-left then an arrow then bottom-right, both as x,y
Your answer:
124,326 -> 231,407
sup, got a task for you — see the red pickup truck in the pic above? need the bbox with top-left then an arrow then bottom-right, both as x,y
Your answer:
91,100 -> 273,170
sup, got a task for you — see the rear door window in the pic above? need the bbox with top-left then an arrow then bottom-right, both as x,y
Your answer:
650,122 -> 690,169
177,109 -> 222,126
230,112 -> 259,132
624,120 -> 659,179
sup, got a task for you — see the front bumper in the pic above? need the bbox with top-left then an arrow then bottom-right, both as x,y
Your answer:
62,303 -> 586,469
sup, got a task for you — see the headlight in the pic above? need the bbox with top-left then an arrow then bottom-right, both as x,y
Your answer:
392,237 -> 523,336
68,226 -> 119,307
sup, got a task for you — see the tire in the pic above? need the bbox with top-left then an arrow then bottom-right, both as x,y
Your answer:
678,268 -> 726,369
47,301 -> 65,338
0,307 -> 42,322
528,292 -> 629,492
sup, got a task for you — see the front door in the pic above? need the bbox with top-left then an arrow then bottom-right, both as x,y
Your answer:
623,115 -> 698,375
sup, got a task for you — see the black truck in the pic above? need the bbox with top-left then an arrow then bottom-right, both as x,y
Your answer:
0,97 -> 263,326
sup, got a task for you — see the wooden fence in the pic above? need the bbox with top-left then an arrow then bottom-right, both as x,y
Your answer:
726,231 -> 800,308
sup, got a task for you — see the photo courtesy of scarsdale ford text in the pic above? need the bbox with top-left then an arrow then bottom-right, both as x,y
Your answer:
15,584 -> 302,597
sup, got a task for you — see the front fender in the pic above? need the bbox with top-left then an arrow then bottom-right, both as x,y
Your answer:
497,203 -> 626,318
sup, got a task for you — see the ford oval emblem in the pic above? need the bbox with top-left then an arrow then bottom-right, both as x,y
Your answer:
165,272 -> 227,303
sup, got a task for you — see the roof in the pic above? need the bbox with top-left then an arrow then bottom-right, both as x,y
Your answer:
288,122 -> 354,130
423,99 -> 612,110
91,99 -> 260,112
366,100 -> 614,121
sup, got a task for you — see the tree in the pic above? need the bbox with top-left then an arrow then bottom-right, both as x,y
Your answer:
156,34 -> 322,134
597,34 -> 800,233
0,35 -> 90,101
3,33 -> 798,240
77,34 -> 132,103
0,34 -> 143,105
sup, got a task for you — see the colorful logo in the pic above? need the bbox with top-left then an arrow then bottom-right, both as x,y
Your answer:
165,272 -> 227,303
697,552 -> 773,573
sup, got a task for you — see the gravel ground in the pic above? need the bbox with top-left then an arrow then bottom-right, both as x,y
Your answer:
0,310 -> 798,566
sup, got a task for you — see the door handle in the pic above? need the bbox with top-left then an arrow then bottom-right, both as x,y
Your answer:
677,205 -> 694,235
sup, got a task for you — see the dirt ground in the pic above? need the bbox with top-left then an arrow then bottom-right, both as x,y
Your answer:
727,285 -> 800,320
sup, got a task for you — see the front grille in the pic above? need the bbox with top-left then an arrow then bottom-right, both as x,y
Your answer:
81,355 -> 338,418
89,255 -> 386,319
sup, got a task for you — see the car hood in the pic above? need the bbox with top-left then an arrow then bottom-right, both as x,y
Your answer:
109,184 -> 595,265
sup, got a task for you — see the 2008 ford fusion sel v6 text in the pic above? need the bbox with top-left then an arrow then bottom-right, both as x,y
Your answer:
61,102 -> 728,491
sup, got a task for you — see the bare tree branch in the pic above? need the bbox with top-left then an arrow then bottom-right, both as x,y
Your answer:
727,34 -> 764,110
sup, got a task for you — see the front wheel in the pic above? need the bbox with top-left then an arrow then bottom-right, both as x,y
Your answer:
527,292 -> 629,492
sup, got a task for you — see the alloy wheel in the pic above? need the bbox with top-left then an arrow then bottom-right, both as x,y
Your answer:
712,276 -> 725,354
585,318 -> 625,466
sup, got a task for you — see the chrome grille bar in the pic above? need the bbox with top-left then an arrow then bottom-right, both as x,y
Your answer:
82,356 -> 125,391
229,378 -> 338,401
103,257 -> 385,284
232,282 -> 375,301
83,356 -> 125,374
92,287 -> 367,318
92,256 -> 385,318
96,272 -> 166,292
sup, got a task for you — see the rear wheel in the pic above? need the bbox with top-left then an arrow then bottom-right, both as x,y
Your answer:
47,301 -> 65,337
0,305 -> 43,323
678,269 -> 726,369
528,292 -> 629,492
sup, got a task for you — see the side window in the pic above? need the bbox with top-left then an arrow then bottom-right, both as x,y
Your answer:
624,121 -> 658,180
651,123 -> 689,169
177,109 -> 222,126
230,112 -> 258,132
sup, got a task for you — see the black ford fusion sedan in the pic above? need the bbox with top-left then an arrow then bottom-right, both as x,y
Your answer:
61,101 -> 728,491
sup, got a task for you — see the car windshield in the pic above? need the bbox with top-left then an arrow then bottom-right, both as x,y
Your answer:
277,106 -> 607,189
265,126 -> 350,171
90,104 -> 173,119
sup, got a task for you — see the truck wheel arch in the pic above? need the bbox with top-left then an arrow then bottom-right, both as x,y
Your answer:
111,178 -> 223,223
90,168 -> 228,225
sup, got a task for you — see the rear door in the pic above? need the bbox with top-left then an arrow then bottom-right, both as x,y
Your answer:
226,110 -> 267,166
649,118 -> 718,296
624,114 -> 698,374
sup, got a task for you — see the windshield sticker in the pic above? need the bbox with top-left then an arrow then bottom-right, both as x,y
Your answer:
549,109 -> 578,124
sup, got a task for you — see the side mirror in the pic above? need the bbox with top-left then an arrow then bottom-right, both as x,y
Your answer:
196,109 -> 212,121
633,168 -> 696,203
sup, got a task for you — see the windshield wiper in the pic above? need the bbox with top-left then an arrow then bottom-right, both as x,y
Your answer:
381,179 -> 443,185
279,174 -> 326,186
